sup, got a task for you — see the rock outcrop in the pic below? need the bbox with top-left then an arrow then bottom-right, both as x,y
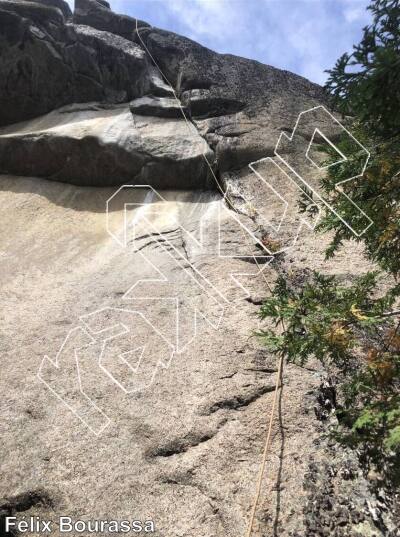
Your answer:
1,2 -> 396,537
0,0 -> 327,188
0,0 -> 150,126
0,103 -> 214,188
28,0 -> 72,19
73,0 -> 150,40
137,26 -> 327,171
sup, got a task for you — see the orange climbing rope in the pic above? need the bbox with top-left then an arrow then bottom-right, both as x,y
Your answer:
245,352 -> 284,537
137,22 -> 285,535
244,257 -> 286,537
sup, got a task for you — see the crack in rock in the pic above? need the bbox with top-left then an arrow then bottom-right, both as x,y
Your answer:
146,419 -> 228,459
203,383 -> 277,415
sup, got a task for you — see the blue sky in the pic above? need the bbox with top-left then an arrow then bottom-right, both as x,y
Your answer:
68,0 -> 372,85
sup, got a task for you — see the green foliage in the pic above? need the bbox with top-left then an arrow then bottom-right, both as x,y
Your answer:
259,0 -> 400,479
309,129 -> 400,276
259,272 -> 400,474
321,0 -> 400,276
325,0 -> 400,137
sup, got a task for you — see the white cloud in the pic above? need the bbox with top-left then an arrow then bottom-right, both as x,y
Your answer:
344,6 -> 365,22
165,0 -> 246,45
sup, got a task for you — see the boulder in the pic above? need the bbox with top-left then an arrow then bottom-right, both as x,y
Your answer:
0,0 -> 65,23
0,1 -> 151,126
74,0 -> 150,41
26,0 -> 72,19
0,103 -> 214,188
138,26 -> 328,172
148,65 -> 175,97
71,24 -> 150,100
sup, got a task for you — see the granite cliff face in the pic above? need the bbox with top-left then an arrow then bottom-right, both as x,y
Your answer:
1,1 -> 396,536
0,0 -> 327,188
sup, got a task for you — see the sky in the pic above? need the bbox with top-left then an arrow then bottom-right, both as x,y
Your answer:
67,0 -> 372,85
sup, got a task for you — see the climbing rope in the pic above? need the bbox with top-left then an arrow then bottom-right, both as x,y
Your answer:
135,19 -> 236,210
243,257 -> 286,537
137,22 -> 286,535
244,351 -> 284,537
